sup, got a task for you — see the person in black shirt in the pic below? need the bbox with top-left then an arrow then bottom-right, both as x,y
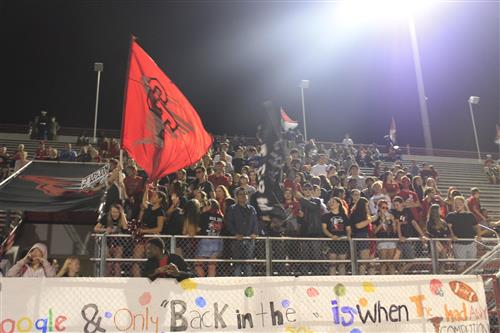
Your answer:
195,199 -> 224,277
191,166 -> 215,199
392,196 -> 427,273
350,197 -> 372,275
321,197 -> 351,275
143,238 -> 193,281
295,184 -> 325,275
426,204 -> 451,273
131,189 -> 167,277
446,196 -> 481,272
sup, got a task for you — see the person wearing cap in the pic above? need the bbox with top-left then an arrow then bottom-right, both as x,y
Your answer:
6,243 -> 56,277
142,238 -> 193,281
213,142 -> 232,166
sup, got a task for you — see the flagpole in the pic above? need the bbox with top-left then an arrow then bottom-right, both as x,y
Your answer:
299,80 -> 309,142
119,35 -> 136,166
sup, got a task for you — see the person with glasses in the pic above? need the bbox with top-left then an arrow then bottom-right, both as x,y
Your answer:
191,166 -> 215,199
373,200 -> 397,275
224,188 -> 259,276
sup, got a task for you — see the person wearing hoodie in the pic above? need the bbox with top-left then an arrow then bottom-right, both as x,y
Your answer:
6,243 -> 56,277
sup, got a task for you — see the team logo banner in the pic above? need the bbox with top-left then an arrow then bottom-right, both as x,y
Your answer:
0,275 -> 489,332
0,161 -> 105,212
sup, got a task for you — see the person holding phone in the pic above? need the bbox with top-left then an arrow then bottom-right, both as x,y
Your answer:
6,243 -> 56,277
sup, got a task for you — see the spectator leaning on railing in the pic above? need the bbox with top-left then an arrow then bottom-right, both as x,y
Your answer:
224,187 -> 259,277
446,196 -> 481,272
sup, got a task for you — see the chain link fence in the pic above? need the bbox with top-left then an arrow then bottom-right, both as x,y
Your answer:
90,234 -> 499,278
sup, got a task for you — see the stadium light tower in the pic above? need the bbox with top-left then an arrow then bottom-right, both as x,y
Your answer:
299,79 -> 310,141
468,96 -> 481,161
334,0 -> 437,155
93,62 -> 104,144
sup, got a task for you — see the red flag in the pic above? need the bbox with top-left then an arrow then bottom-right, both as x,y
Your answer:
280,107 -> 298,131
122,40 -> 213,180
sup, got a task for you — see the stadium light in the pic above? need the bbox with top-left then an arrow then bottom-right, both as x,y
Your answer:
337,0 -> 436,26
468,96 -> 481,161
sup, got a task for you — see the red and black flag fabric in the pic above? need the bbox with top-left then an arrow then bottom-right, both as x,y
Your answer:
121,39 -> 213,181
251,102 -> 288,231
0,161 -> 105,212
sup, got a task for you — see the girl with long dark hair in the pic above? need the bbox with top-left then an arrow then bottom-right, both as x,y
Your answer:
350,197 -> 372,275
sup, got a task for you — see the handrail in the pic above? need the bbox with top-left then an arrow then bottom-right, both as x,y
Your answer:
92,233 -> 489,243
461,243 -> 500,275
0,215 -> 23,256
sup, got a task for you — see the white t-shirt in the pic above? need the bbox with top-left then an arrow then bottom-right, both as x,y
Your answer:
369,193 -> 392,215
311,163 -> 329,177
342,138 -> 354,146
347,175 -> 365,190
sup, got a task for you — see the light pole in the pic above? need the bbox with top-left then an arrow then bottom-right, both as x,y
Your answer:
299,79 -> 310,141
408,15 -> 433,156
468,96 -> 482,161
93,62 -> 104,144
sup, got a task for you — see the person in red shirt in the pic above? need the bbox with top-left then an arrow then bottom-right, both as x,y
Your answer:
383,171 -> 400,199
421,187 -> 446,228
467,188 -> 487,226
397,176 -> 422,227
208,161 -> 231,188
35,142 -> 49,160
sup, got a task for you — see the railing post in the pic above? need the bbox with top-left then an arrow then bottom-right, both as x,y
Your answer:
265,237 -> 271,277
349,238 -> 357,275
99,234 -> 107,277
170,236 -> 176,255
429,239 -> 439,274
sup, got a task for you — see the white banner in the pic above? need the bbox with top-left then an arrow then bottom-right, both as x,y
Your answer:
0,275 -> 489,333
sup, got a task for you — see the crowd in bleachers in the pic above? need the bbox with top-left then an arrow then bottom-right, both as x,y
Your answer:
87,133 -> 499,278
2,132 -> 500,278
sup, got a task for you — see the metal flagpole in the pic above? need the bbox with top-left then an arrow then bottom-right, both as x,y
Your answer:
468,96 -> 482,162
93,62 -> 104,143
299,80 -> 309,142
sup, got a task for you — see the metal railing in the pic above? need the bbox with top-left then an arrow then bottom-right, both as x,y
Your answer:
90,234 -> 499,278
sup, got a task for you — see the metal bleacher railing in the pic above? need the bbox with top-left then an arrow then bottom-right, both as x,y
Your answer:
90,234 -> 499,278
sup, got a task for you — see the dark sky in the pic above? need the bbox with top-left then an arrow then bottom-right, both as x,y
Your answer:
1,0 -> 499,152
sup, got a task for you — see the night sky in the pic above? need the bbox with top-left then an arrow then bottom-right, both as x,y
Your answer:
1,0 -> 499,152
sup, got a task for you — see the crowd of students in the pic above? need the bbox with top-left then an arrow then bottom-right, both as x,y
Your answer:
2,132 -> 499,278
90,135 -> 499,277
